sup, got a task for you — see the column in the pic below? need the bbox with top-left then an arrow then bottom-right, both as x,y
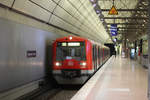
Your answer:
148,0 -> 150,99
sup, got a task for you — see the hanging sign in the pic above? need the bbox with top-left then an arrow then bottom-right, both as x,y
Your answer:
110,24 -> 117,36
108,5 -> 118,15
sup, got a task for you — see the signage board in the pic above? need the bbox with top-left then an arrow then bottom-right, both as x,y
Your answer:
27,50 -> 36,58
108,5 -> 118,15
110,24 -> 117,36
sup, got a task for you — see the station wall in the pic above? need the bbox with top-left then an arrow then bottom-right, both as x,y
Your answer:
0,18 -> 68,92
0,0 -> 110,93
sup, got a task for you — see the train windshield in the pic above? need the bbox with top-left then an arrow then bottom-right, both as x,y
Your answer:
56,42 -> 86,61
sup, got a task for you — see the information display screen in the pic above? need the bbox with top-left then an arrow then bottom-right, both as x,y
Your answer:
57,42 -> 82,47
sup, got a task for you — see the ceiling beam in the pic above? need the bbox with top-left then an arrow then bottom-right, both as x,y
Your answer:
107,27 -> 147,29
104,17 -> 148,19
106,23 -> 145,25
108,30 -> 144,32
108,32 -> 135,34
101,9 -> 148,12
118,28 -> 147,30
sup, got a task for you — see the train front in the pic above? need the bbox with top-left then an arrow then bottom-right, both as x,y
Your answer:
52,36 -> 92,84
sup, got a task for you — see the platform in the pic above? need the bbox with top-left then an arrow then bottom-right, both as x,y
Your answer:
71,56 -> 148,100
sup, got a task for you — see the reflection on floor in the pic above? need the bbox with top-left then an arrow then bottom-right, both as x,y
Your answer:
72,56 -> 148,100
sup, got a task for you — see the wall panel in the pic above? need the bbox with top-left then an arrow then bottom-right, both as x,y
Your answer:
0,18 -> 63,92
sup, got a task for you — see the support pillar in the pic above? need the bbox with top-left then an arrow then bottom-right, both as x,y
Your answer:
134,41 -> 137,59
123,34 -> 127,58
148,0 -> 150,99
138,39 -> 143,64
121,38 -> 126,58
140,39 -> 143,54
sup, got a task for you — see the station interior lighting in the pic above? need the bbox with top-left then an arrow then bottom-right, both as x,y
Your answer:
96,10 -> 101,14
100,18 -> 104,22
90,0 -> 95,2
90,0 -> 97,3
93,3 -> 97,7
98,13 -> 101,17
114,38 -> 117,42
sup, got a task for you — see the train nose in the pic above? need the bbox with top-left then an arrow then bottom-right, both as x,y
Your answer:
62,70 -> 81,78
66,71 -> 76,78
68,61 -> 74,66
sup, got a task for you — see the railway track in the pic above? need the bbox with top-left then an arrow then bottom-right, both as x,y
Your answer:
17,84 -> 81,100
33,85 -> 81,100
34,89 -> 77,100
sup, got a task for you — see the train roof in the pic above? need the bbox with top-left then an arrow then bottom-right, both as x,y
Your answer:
87,39 -> 108,48
55,36 -> 87,42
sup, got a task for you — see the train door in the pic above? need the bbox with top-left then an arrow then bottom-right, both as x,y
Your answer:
92,45 -> 95,71
95,45 -> 97,70
102,47 -> 104,63
98,46 -> 101,66
92,45 -> 97,71
98,47 -> 100,67
95,45 -> 97,69
103,48 -> 105,61
96,45 -> 99,69
99,47 -> 101,65
99,46 -> 101,66
100,46 -> 102,65
97,46 -> 99,68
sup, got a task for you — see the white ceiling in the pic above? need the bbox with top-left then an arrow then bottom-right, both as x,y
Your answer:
0,0 -> 111,44
98,0 -> 149,42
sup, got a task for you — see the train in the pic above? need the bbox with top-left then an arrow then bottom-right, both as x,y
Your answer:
52,36 -> 110,84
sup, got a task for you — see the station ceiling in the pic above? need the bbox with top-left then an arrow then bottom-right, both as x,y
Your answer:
0,0 -> 149,44
97,0 -> 149,43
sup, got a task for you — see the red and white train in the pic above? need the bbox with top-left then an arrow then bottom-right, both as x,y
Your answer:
52,36 -> 110,84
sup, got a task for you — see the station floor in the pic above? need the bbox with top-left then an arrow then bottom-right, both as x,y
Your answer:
71,56 -> 148,100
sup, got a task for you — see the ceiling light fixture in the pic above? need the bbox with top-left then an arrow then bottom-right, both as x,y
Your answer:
100,18 -> 104,21
90,0 -> 95,2
93,3 -> 97,7
96,10 -> 101,14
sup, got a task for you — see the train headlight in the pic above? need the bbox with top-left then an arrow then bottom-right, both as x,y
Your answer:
69,36 -> 72,40
55,62 -> 62,66
80,62 -> 87,66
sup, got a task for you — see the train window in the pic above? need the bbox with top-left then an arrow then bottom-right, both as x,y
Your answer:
56,42 -> 86,61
